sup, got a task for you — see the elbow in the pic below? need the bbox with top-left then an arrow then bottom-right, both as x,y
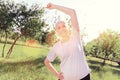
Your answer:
70,9 -> 75,13
71,9 -> 75,13
69,9 -> 76,17
44,58 -> 50,65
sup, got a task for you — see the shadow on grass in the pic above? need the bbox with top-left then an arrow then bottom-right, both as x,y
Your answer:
0,54 -> 61,70
88,59 -> 120,76
0,56 -> 61,74
87,59 -> 104,71
87,59 -> 103,65
111,67 -> 120,76
89,65 -> 101,72
0,56 -> 46,71
88,59 -> 120,67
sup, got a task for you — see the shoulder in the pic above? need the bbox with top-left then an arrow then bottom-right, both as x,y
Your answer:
52,41 -> 61,48
70,28 -> 80,40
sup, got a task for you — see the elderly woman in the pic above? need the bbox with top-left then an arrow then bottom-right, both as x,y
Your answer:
44,3 -> 91,80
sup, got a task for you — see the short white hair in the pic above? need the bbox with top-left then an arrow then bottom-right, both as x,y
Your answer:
55,20 -> 69,29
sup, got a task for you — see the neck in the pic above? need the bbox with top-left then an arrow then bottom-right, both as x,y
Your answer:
61,34 -> 70,43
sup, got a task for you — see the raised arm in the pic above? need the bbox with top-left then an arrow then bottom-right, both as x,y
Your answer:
47,3 -> 80,33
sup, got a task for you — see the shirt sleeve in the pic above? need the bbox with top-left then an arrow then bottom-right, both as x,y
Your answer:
71,26 -> 80,40
47,46 -> 57,62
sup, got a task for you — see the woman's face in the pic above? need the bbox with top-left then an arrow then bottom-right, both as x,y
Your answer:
55,21 -> 69,38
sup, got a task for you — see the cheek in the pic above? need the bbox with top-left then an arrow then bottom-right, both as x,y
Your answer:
56,30 -> 61,35
56,29 -> 59,33
63,28 -> 68,32
58,31 -> 63,35
56,28 -> 62,33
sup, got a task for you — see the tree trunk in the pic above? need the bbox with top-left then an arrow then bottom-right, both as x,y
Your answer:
102,58 -> 106,65
6,35 -> 22,58
117,61 -> 120,66
102,51 -> 108,66
2,31 -> 8,57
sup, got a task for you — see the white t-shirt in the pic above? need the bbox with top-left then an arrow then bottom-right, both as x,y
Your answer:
47,30 -> 91,80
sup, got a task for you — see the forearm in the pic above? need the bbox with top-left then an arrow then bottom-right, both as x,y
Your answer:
53,4 -> 80,32
44,59 -> 59,78
47,3 -> 80,33
52,4 -> 75,17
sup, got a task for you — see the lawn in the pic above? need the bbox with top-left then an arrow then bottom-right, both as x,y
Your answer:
0,42 -> 120,80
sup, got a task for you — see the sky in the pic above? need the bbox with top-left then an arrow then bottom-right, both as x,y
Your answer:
13,0 -> 120,43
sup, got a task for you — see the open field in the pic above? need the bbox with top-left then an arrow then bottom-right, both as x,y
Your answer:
0,43 -> 120,80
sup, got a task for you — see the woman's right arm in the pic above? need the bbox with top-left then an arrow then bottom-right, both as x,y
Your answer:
47,3 -> 80,33
44,58 -> 64,80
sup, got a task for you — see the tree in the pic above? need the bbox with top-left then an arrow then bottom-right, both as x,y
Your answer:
98,30 -> 120,65
0,0 -> 47,58
5,3 -> 47,58
45,30 -> 56,47
85,29 -> 120,65
0,0 -> 15,57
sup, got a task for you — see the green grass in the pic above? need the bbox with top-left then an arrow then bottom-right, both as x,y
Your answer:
0,42 -> 120,80
87,56 -> 120,80
0,42 -> 48,60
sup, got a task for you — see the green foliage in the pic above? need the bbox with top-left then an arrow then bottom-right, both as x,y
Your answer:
0,0 -> 47,40
45,31 -> 57,46
85,29 -> 120,65
0,0 -> 48,58
11,3 -> 46,38
0,0 -> 13,31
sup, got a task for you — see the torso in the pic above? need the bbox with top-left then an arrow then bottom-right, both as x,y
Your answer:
47,30 -> 90,80
54,35 -> 90,80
